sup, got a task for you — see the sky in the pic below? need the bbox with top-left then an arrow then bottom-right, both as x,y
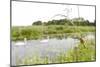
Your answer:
12,1 -> 95,26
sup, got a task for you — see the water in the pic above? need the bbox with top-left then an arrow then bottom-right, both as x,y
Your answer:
11,33 -> 95,66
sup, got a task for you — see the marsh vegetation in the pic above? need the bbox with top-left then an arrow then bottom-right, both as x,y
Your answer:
11,18 -> 96,66
12,18 -> 95,41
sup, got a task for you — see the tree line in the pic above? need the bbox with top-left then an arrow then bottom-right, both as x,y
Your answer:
32,18 -> 95,26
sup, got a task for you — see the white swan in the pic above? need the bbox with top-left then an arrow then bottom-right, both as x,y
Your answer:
15,38 -> 27,45
40,39 -> 48,43
40,36 -> 49,43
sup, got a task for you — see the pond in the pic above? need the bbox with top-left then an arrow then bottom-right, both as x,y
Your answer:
11,33 -> 95,66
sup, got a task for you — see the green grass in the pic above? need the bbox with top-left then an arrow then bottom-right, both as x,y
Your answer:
12,25 -> 95,41
66,39 -> 95,62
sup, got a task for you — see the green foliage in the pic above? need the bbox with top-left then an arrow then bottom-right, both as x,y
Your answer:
32,18 -> 95,26
12,26 -> 95,41
12,26 -> 42,41
32,21 -> 42,25
66,40 -> 96,62
55,26 -> 63,30
12,17 -> 96,41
